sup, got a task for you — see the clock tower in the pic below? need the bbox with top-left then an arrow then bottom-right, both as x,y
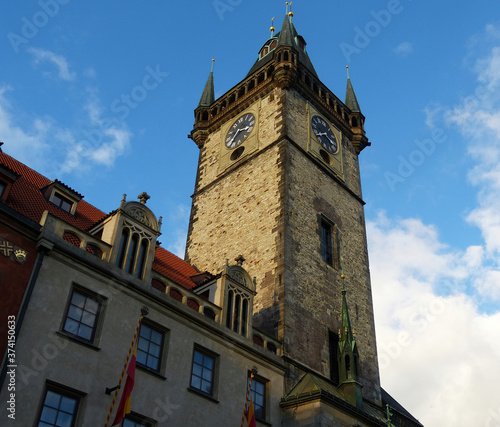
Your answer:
186,10 -> 381,409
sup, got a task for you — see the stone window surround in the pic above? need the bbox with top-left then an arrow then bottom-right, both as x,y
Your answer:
36,381 -> 86,427
60,285 -> 107,347
136,320 -> 168,376
189,345 -> 219,400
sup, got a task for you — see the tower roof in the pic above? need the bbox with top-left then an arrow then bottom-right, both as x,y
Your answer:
345,68 -> 361,113
198,60 -> 215,107
246,13 -> 317,78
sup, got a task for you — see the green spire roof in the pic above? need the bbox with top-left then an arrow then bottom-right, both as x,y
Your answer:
198,60 -> 215,107
340,281 -> 355,349
345,68 -> 361,113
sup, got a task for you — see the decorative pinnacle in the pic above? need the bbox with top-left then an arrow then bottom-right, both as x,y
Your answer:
270,16 -> 275,35
211,58 -> 215,72
235,254 -> 246,266
346,65 -> 350,79
340,257 -> 346,293
138,192 -> 150,205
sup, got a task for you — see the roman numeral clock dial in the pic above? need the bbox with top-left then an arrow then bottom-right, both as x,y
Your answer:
311,115 -> 338,154
225,113 -> 256,149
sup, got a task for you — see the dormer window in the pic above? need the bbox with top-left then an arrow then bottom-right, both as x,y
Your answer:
259,38 -> 278,59
220,259 -> 255,338
115,227 -> 150,279
52,192 -> 73,213
42,180 -> 83,215
99,193 -> 161,282
0,164 -> 19,202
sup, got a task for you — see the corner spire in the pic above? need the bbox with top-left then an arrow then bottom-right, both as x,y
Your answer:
198,59 -> 215,107
345,66 -> 361,113
337,263 -> 363,409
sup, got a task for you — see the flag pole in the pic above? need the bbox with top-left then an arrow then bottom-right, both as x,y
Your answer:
104,307 -> 148,427
240,368 -> 257,427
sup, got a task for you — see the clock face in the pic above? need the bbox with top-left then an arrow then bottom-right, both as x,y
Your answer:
311,115 -> 338,154
225,113 -> 256,149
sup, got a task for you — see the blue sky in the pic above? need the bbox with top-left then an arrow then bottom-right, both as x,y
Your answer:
2,1 -> 500,425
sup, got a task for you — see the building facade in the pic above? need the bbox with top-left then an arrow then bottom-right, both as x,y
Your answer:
0,11 -> 422,427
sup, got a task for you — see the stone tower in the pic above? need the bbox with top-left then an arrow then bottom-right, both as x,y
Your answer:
186,11 -> 381,406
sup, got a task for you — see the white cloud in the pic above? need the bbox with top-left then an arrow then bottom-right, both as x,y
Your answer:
394,41 -> 413,57
0,84 -> 130,176
367,214 -> 500,427
27,47 -> 76,82
0,86 -> 51,171
59,91 -> 132,173
369,23 -> 500,427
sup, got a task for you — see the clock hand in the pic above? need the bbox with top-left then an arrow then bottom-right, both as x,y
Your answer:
229,126 -> 250,144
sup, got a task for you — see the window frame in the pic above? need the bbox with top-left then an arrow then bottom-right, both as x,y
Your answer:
248,373 -> 269,422
189,346 -> 218,399
320,215 -> 340,269
122,412 -> 157,427
51,191 -> 75,214
136,321 -> 166,374
60,286 -> 106,346
35,382 -> 84,427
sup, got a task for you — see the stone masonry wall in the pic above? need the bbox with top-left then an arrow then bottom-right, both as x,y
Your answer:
185,85 -> 381,405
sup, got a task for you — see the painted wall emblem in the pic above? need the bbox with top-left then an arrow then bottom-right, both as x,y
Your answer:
0,237 -> 28,265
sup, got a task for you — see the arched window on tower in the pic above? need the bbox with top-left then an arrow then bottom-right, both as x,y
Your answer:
116,228 -> 130,268
135,239 -> 149,279
225,287 -> 250,337
125,233 -> 139,274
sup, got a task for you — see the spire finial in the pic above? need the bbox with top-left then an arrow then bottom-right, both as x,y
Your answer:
340,257 -> 346,293
211,58 -> 215,73
288,2 -> 294,20
346,65 -> 350,79
270,16 -> 276,36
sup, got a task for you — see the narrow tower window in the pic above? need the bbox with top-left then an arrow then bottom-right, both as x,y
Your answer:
321,219 -> 333,265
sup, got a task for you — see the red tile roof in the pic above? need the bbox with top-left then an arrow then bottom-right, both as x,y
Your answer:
153,248 -> 198,290
0,151 -> 197,290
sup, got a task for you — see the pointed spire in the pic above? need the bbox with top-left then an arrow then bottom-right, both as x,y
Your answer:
345,66 -> 361,113
198,59 -> 215,107
277,10 -> 296,47
340,265 -> 355,346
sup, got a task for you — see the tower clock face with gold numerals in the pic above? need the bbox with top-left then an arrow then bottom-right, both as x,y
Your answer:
225,113 -> 256,149
311,115 -> 338,154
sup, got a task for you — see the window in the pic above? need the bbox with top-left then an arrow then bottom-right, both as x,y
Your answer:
123,413 -> 156,427
115,227 -> 149,279
225,288 -> 250,337
137,323 -> 164,372
52,192 -> 73,213
62,289 -> 101,343
249,375 -> 267,420
0,181 -> 6,197
37,388 -> 79,427
190,348 -> 216,396
320,217 -> 339,268
321,219 -> 333,265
